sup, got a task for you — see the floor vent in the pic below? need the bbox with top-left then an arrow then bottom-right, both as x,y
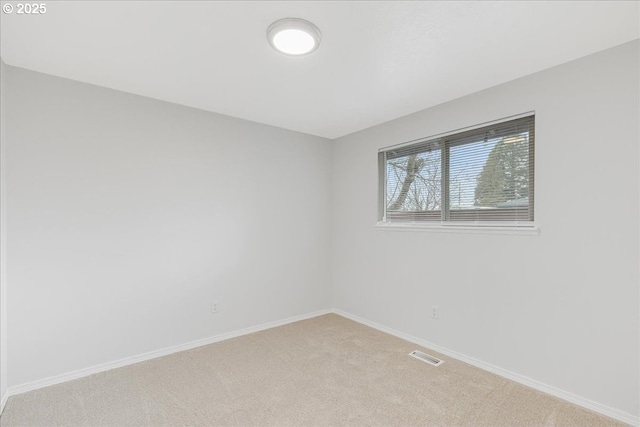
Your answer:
409,350 -> 444,366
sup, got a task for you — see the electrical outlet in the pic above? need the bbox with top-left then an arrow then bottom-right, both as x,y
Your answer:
212,301 -> 219,313
431,305 -> 439,320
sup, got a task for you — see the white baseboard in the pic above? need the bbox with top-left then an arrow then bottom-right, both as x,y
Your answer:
4,308 -> 637,426
6,308 -> 331,398
333,309 -> 639,427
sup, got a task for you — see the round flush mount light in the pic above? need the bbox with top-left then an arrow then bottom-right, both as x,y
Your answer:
267,18 -> 321,56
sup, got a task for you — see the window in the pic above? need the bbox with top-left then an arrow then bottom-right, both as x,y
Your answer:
379,115 -> 535,227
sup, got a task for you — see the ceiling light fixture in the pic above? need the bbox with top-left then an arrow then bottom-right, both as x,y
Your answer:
267,18 -> 321,56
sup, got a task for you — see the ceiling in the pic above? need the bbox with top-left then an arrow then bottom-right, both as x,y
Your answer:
1,1 -> 638,139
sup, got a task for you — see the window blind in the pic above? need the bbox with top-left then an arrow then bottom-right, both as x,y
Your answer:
380,115 -> 535,226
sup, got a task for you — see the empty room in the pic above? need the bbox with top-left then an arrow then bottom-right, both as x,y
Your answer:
0,1 -> 638,426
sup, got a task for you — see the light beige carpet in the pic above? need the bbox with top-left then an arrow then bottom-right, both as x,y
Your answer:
0,314 -> 626,426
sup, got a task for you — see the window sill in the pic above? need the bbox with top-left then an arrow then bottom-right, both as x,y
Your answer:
375,221 -> 540,236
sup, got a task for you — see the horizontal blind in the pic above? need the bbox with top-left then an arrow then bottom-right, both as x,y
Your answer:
386,140 -> 441,160
381,115 -> 534,225
446,116 -> 534,223
385,146 -> 442,219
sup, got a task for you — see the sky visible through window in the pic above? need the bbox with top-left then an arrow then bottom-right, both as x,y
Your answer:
449,137 -> 498,209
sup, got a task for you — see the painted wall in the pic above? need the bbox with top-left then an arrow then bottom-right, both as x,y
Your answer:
331,40 -> 639,417
2,39 -> 638,421
4,65 -> 332,387
0,59 -> 8,408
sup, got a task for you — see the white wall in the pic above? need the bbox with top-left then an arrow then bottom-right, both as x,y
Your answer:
2,39 -> 638,421
332,40 -> 639,418
0,59 -> 8,409
4,65 -> 332,388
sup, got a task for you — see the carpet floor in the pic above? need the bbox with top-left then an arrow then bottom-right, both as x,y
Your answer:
0,314 -> 626,426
